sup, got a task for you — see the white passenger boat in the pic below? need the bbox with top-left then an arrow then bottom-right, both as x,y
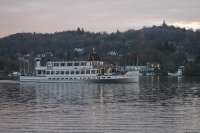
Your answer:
20,52 -> 139,83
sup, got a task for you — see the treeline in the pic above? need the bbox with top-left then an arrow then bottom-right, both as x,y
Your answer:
0,23 -> 200,75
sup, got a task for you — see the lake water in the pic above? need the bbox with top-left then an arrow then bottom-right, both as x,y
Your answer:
0,76 -> 200,133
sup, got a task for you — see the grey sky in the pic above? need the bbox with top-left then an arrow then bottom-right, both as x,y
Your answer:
0,0 -> 200,37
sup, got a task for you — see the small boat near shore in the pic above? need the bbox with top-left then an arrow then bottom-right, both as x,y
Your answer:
20,51 -> 139,83
168,66 -> 184,77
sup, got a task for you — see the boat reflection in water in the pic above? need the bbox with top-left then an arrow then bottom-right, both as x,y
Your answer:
1,76 -> 200,132
20,82 -> 140,105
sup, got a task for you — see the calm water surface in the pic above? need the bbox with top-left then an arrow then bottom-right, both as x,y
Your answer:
0,76 -> 200,133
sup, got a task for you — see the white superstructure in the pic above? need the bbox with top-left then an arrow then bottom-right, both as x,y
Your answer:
20,53 -> 139,83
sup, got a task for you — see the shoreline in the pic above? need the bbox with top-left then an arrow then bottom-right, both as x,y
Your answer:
0,80 -> 20,84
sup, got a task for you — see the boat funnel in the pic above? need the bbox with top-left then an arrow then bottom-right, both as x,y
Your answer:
35,58 -> 41,67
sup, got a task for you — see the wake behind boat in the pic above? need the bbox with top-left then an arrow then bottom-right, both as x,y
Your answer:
20,50 -> 139,83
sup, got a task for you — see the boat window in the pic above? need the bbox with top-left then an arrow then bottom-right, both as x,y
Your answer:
42,70 -> 45,75
86,70 -> 90,74
61,71 -> 64,75
81,62 -> 86,66
74,63 -> 79,66
67,63 -> 72,66
91,70 -> 96,74
37,70 -> 42,75
81,70 -> 85,74
65,71 -> 69,75
48,78 -> 51,80
71,71 -> 74,75
46,71 -> 50,75
56,71 -> 59,75
54,63 -> 59,66
76,71 -> 80,74
65,78 -> 68,80
51,71 -> 54,75
61,63 -> 65,66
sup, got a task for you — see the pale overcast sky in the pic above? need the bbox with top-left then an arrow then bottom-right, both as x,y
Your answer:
0,0 -> 200,37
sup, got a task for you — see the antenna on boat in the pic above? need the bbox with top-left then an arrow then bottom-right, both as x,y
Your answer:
136,55 -> 139,66
92,48 -> 95,53
88,48 -> 101,61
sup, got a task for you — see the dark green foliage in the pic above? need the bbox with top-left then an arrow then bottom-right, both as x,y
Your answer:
184,63 -> 200,76
0,24 -> 199,75
0,56 -> 18,73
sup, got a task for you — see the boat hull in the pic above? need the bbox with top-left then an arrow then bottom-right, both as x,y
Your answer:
20,76 -> 139,83
89,78 -> 137,83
